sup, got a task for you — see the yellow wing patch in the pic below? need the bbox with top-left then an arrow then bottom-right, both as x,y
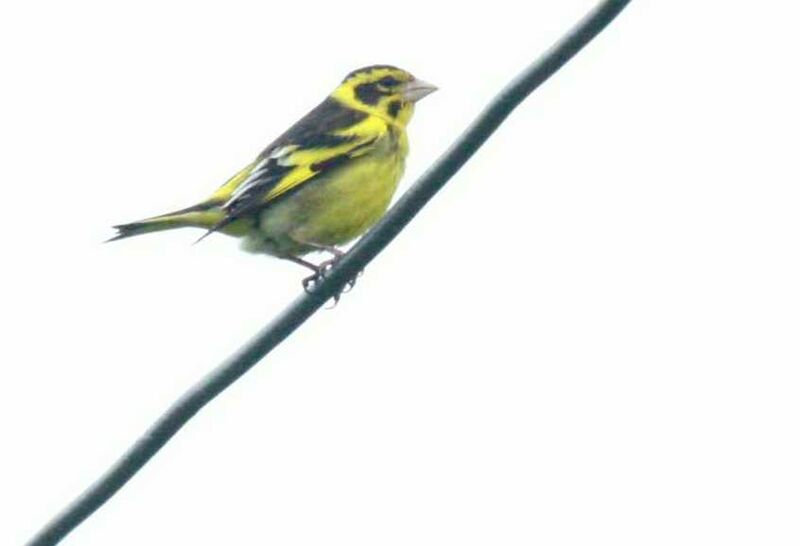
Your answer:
208,159 -> 260,203
262,136 -> 378,202
213,113 -> 389,226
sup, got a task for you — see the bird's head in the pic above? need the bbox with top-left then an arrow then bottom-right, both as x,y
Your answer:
332,65 -> 437,126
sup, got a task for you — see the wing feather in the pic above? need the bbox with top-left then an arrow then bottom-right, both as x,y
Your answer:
199,97 -> 386,238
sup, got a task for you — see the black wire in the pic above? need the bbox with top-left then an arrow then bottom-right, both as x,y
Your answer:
24,2 -> 632,544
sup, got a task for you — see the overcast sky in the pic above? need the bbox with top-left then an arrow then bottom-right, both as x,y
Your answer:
3,1 -> 799,545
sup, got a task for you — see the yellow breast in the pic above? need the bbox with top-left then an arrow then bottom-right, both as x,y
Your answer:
249,127 -> 408,257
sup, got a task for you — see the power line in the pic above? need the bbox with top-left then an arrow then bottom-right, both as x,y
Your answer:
24,2 -> 632,544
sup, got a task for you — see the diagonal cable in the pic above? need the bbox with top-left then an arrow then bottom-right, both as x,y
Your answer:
24,2 -> 632,544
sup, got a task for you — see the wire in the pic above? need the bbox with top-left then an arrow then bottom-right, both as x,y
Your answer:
24,2 -> 632,544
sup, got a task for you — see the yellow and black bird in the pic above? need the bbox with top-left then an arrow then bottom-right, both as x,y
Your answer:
111,65 -> 436,290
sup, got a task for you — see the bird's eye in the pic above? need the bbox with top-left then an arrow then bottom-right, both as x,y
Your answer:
378,76 -> 400,88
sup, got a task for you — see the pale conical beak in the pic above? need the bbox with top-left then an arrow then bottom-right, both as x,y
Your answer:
402,78 -> 438,102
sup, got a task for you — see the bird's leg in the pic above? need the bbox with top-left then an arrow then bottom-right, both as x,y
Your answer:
283,255 -> 326,293
302,242 -> 345,259
283,255 -> 345,305
285,240 -> 365,303
283,255 -> 320,272
322,245 -> 345,258
289,240 -> 361,294
302,244 -> 365,292
314,252 -> 364,294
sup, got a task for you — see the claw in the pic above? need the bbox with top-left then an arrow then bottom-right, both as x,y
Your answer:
302,273 -> 319,293
318,258 -> 336,276
340,269 -> 364,293
297,254 -> 363,305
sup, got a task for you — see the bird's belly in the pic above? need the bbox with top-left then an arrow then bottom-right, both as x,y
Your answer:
253,150 -> 405,256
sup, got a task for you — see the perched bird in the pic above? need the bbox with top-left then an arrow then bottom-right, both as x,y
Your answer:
110,65 -> 436,293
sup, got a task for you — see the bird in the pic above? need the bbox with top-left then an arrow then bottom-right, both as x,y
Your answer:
110,65 -> 437,296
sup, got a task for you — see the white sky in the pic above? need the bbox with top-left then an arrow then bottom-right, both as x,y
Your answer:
2,1 -> 799,545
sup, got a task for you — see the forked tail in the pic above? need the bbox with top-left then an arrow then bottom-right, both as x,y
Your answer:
108,203 -> 229,242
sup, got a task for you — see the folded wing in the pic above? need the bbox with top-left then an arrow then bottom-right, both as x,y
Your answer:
199,97 -> 385,240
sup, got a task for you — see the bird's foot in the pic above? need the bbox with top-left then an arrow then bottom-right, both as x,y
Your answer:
301,268 -> 324,294
300,255 -> 364,305
340,267 -> 364,293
